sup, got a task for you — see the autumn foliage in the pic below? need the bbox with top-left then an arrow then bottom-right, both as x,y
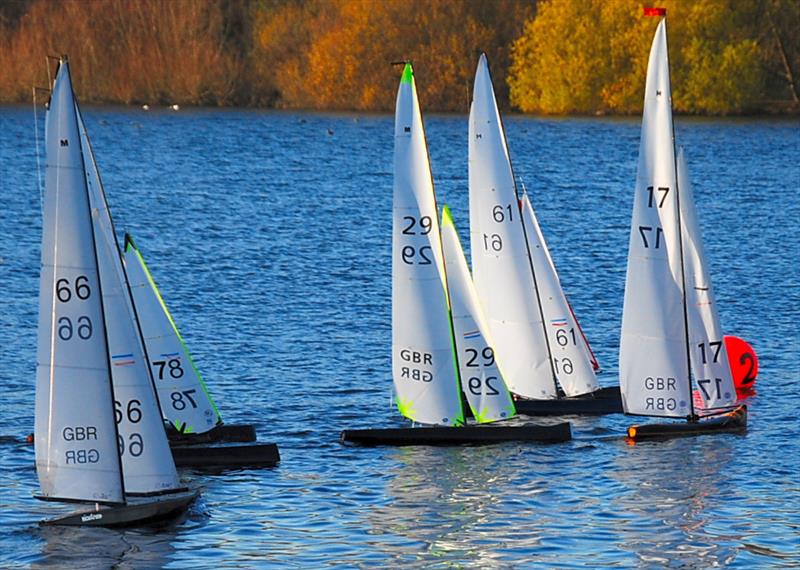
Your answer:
509,0 -> 799,114
0,0 -> 797,114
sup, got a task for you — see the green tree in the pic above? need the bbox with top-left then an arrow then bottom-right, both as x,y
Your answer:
509,0 -> 779,115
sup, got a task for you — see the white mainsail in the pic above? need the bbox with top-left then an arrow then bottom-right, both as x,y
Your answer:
440,205 -> 516,423
677,148 -> 737,410
78,112 -> 182,495
520,192 -> 599,396
392,63 -> 463,426
35,60 -> 124,504
469,53 -> 556,399
619,19 -> 693,418
123,236 -> 221,435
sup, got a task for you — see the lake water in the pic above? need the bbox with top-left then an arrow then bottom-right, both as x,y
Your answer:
0,105 -> 798,568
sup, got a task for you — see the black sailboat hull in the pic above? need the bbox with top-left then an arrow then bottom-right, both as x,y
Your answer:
340,422 -> 571,446
626,405 -> 747,441
41,490 -> 198,527
167,423 -> 257,445
170,442 -> 280,468
513,386 -> 623,416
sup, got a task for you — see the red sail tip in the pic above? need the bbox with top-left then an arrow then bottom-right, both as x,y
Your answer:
643,7 -> 667,16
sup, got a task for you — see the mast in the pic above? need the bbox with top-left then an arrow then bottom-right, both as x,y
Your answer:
76,113 -> 168,425
469,53 -> 557,399
516,187 -> 560,395
67,59 -> 127,500
619,15 -> 692,419
36,57 -> 126,503
483,53 -> 562,396
663,17 -> 696,421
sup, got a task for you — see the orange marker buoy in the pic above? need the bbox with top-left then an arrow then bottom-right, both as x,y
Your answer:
724,335 -> 758,393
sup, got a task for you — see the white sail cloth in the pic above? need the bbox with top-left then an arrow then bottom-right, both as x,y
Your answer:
441,206 -> 516,423
78,112 -> 182,495
677,149 -> 737,410
620,19 -> 735,417
35,60 -> 124,504
391,63 -> 463,426
468,53 -> 556,399
124,237 -> 221,434
520,192 -> 599,396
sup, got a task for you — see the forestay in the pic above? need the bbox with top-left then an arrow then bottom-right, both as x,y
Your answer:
440,205 -> 516,423
124,236 -> 221,435
78,112 -> 182,495
392,63 -> 463,426
520,192 -> 599,396
469,53 -> 555,399
619,19 -> 692,418
677,148 -> 737,411
35,60 -> 124,504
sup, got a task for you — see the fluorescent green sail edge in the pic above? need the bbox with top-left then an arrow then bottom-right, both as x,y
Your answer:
173,419 -> 194,434
401,62 -> 414,85
396,396 -> 417,421
124,235 -> 222,425
440,204 -> 465,427
441,204 -> 517,424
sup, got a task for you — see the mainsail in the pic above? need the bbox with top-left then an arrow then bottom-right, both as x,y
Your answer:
677,148 -> 737,411
392,63 -> 463,426
469,53 -> 555,399
78,112 -> 182,495
440,205 -> 516,423
35,60 -> 124,504
619,19 -> 693,418
520,192 -> 599,396
123,236 -> 221,435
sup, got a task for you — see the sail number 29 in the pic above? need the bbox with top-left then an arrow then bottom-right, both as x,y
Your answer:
400,215 -> 433,265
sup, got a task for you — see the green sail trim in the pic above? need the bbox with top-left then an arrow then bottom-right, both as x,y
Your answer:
124,234 -> 222,426
440,205 -> 465,427
401,63 -> 414,85
396,396 -> 417,421
441,204 -> 517,424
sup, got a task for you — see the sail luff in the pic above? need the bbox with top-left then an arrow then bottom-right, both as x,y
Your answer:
35,59 -> 125,504
441,205 -> 516,423
664,20 -> 697,419
392,63 -> 463,426
677,148 -> 737,411
123,235 -> 222,434
78,111 -> 182,495
619,18 -> 693,418
520,192 -> 599,396
469,53 -> 557,400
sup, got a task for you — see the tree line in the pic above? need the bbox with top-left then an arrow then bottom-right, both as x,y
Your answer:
0,0 -> 797,114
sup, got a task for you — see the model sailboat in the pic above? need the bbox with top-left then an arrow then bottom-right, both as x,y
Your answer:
122,235 -> 279,467
35,57 -> 197,526
341,63 -> 570,445
468,53 -> 621,416
620,13 -> 746,440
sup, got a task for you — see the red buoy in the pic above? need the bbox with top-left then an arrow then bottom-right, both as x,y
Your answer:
724,335 -> 758,394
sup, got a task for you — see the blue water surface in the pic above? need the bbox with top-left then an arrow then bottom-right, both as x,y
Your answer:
0,104 -> 798,568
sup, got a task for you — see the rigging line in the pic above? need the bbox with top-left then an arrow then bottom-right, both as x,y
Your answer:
517,178 -> 560,397
33,87 -> 44,214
